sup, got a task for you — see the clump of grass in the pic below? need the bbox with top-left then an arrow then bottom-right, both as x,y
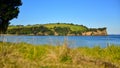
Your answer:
0,42 -> 120,68
77,45 -> 120,67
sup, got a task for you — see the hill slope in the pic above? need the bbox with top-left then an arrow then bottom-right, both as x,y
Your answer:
7,23 -> 107,36
44,23 -> 88,31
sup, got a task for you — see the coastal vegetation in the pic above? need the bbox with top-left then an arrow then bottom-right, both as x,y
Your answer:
0,42 -> 120,68
7,23 -> 107,36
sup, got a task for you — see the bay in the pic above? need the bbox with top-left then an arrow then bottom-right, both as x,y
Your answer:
0,35 -> 120,47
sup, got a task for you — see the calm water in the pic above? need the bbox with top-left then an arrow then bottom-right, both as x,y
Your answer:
0,35 -> 120,47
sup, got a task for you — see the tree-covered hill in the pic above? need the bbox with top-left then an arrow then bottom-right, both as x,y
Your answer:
7,23 -> 107,36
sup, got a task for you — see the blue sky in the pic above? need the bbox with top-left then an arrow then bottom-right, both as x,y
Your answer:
10,0 -> 120,34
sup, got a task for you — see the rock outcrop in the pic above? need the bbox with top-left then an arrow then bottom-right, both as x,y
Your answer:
82,28 -> 107,36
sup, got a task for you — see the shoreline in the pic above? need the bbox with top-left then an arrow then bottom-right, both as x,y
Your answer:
0,34 -> 112,36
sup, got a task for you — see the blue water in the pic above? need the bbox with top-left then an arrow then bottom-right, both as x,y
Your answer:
0,35 -> 120,47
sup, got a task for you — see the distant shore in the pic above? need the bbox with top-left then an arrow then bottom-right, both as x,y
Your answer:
7,23 -> 107,36
0,34 -> 108,36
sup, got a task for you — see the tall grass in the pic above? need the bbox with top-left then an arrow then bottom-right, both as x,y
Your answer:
0,42 -> 120,68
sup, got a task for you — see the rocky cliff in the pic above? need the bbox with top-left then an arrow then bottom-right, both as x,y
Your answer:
82,28 -> 107,36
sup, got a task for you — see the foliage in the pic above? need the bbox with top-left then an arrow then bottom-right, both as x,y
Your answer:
54,26 -> 71,35
0,0 -> 22,34
88,27 -> 107,32
7,25 -> 54,35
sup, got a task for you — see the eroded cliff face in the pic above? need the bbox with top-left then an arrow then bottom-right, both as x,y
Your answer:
82,29 -> 107,36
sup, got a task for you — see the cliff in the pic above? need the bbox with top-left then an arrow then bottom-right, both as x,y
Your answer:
82,28 -> 107,36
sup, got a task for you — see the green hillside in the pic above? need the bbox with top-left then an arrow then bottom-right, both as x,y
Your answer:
7,23 -> 106,36
44,23 -> 88,31
8,23 -> 88,31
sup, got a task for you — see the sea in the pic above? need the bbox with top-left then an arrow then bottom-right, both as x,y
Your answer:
0,35 -> 120,47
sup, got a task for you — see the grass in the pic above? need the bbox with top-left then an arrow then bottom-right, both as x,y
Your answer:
44,24 -> 87,31
8,23 -> 88,32
0,42 -> 120,68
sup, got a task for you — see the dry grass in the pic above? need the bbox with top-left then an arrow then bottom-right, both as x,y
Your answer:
0,42 -> 120,68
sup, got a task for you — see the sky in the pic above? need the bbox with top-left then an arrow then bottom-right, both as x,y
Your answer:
10,0 -> 120,34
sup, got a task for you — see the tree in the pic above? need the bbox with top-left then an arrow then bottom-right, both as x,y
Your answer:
0,0 -> 22,34
54,27 -> 71,35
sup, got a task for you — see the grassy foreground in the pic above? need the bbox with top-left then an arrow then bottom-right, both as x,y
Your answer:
0,42 -> 120,68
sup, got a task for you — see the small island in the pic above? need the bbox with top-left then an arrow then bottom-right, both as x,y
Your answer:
7,23 -> 107,36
